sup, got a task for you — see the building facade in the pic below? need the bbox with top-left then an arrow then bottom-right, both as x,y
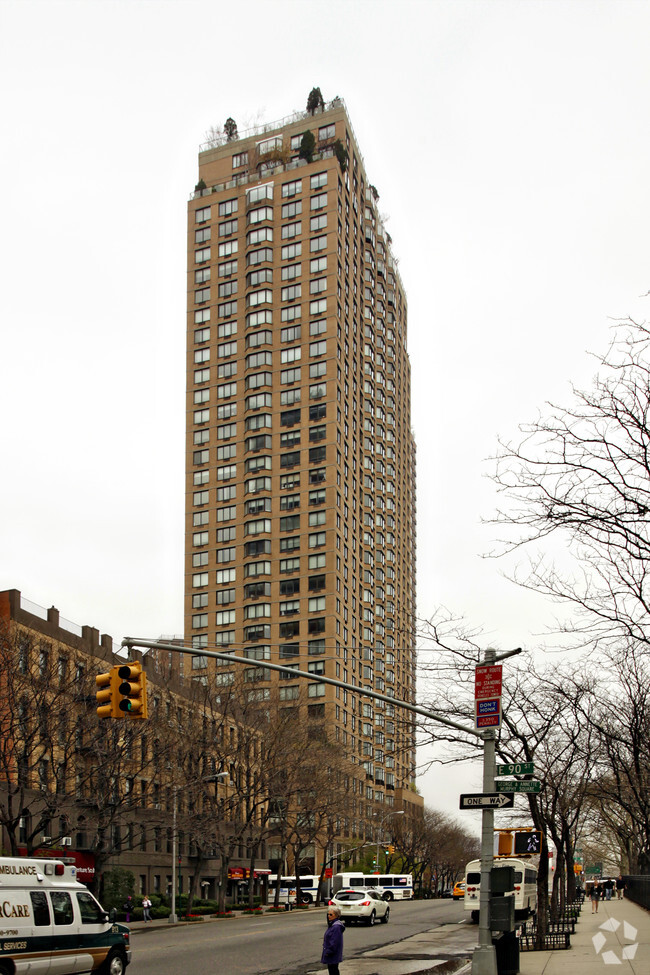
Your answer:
184,98 -> 417,822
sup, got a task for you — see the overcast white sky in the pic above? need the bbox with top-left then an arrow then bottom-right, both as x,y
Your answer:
2,0 -> 650,822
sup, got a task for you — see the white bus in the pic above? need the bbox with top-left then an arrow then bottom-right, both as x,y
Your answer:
464,858 -> 538,923
332,872 -> 413,901
268,874 -> 323,904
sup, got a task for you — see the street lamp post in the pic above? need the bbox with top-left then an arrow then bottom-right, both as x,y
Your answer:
169,772 -> 228,924
375,809 -> 404,872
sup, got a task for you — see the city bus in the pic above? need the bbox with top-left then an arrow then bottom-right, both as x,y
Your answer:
268,874 -> 322,904
332,872 -> 414,900
463,858 -> 538,923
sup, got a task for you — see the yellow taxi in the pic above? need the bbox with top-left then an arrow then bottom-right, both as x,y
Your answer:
452,881 -> 465,900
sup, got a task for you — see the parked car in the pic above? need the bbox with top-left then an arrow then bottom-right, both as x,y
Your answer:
452,881 -> 465,900
441,887 -> 454,898
329,887 -> 390,925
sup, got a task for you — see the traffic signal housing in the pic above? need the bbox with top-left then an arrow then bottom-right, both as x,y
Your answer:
387,845 -> 395,854
117,662 -> 148,719
96,667 -> 119,719
513,830 -> 541,855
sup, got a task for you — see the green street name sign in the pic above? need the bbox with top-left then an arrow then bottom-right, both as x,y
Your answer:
496,762 -> 535,776
495,780 -> 542,793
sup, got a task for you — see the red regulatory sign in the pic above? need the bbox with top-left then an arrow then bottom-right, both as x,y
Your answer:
475,664 -> 502,700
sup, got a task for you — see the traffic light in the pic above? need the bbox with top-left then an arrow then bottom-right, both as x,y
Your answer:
117,662 -> 148,718
96,666 -> 119,719
513,830 -> 541,855
387,845 -> 395,854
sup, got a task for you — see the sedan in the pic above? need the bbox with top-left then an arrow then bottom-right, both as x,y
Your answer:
452,881 -> 465,900
330,887 -> 390,926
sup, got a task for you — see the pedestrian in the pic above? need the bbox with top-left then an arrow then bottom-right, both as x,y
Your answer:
604,878 -> 614,901
590,881 -> 601,914
123,896 -> 133,923
321,906 -> 345,975
616,875 -> 626,900
142,895 -> 152,922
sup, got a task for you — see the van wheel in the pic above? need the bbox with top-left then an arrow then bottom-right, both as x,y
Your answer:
383,891 -> 394,901
102,950 -> 126,975
302,893 -> 313,904
471,911 -> 479,924
0,963 -> 12,975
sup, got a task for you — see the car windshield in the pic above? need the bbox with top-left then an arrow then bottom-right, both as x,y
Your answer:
336,891 -> 366,902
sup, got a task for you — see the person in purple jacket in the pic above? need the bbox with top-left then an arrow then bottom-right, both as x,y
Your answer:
321,906 -> 345,975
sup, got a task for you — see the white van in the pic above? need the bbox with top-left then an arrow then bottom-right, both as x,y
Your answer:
0,857 -> 131,975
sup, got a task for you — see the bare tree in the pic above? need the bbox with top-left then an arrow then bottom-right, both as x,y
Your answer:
490,317 -> 650,656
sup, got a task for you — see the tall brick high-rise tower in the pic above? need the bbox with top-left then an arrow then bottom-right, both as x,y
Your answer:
185,97 -> 417,816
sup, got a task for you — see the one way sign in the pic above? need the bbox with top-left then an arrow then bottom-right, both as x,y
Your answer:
459,793 -> 515,810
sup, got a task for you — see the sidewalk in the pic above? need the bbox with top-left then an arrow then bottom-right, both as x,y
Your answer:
518,897 -> 649,975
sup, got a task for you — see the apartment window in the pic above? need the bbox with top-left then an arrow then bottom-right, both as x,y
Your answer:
309,511 -> 326,527
195,206 -> 211,223
218,259 -> 238,277
218,240 -> 238,258
218,321 -> 237,338
280,388 -> 301,406
258,136 -> 283,154
245,496 -> 271,515
193,449 -> 209,465
281,284 -> 302,302
281,200 -> 302,220
308,682 -> 325,697
194,368 -> 210,385
246,352 -> 272,370
244,623 -> 271,641
217,547 -> 236,564
310,256 -> 327,274
218,280 -> 237,298
282,221 -> 302,240
244,560 -> 271,577
311,172 -> 327,190
216,568 -> 236,584
310,341 -> 327,358
309,488 -> 326,506
282,263 -> 301,281
279,621 -> 300,639
216,526 -> 236,542
244,603 -> 271,619
194,490 -> 209,505
309,573 -> 326,590
282,179 -> 302,198
247,267 -> 273,287
279,557 -> 300,574
218,199 -> 238,217
193,572 -> 208,588
280,536 -> 300,552
309,532 -> 326,548
280,493 -> 300,511
309,596 -> 326,612
217,382 -> 237,399
247,310 -> 273,328
218,300 -> 237,318
280,430 -> 300,449
310,278 -> 327,295
245,372 -> 272,390
280,451 -> 300,468
247,227 -> 273,246
280,368 -> 301,385
310,215 -> 327,233
217,422 -> 236,440
195,308 -> 210,324
280,346 -> 301,364
194,326 -> 210,344
279,686 -> 300,701
281,242 -> 302,260
245,413 -> 271,431
280,599 -> 300,616
232,151 -> 248,168
247,289 -> 272,308
217,505 -> 236,521
247,183 -> 273,205
195,227 -> 211,244
280,305 -> 301,323
195,247 -> 211,264
309,446 -> 326,464
246,329 -> 272,349
216,610 -> 236,626
248,206 -> 273,225
219,219 -> 238,237
308,617 -> 326,635
309,298 -> 327,316
309,403 -> 326,421
245,518 -> 271,535
280,472 -> 301,490
310,235 -> 327,253
245,475 -> 271,494
309,638 -> 326,655
280,515 -> 300,532
245,455 -> 272,473
247,246 -> 273,266
244,539 -> 272,558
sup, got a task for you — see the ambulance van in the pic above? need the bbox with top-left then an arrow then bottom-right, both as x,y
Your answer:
0,857 -> 131,975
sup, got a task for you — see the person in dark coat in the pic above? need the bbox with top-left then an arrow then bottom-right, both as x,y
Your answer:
321,906 -> 345,975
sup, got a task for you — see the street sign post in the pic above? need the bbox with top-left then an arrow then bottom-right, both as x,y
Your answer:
459,793 -> 515,810
495,780 -> 542,793
496,762 -> 534,776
